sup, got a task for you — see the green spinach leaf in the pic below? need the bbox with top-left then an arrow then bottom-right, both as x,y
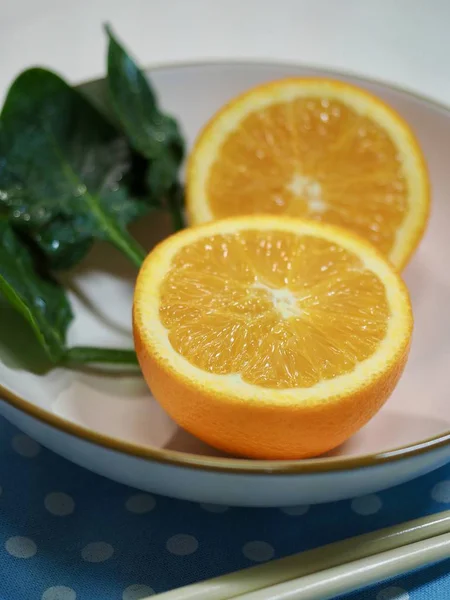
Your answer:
0,68 -> 148,270
105,25 -> 185,229
0,218 -> 72,362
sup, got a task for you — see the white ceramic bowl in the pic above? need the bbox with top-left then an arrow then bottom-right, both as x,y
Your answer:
1,61 -> 449,507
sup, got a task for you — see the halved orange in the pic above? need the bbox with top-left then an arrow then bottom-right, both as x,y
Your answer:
187,78 -> 430,269
133,216 -> 412,459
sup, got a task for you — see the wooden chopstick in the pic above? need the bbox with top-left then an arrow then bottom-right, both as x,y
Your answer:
234,531 -> 450,599
151,510 -> 450,599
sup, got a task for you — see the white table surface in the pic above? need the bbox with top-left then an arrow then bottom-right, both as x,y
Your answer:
0,0 -> 449,105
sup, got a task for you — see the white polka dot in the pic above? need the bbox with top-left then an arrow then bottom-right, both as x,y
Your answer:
42,586 -> 76,600
45,493 -> 75,516
125,494 -> 156,514
431,480 -> 450,503
5,536 -> 37,558
122,584 -> 155,599
242,541 -> 275,562
12,434 -> 41,458
281,504 -> 310,516
166,534 -> 198,556
81,542 -> 114,563
376,586 -> 409,600
351,494 -> 382,515
200,503 -> 229,513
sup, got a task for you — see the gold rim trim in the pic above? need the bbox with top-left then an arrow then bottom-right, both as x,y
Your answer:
3,380 -> 450,474
1,60 -> 448,476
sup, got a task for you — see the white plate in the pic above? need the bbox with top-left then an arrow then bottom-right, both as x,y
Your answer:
1,61 -> 450,507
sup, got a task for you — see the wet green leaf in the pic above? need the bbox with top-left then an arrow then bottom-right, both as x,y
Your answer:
106,25 -> 185,228
0,68 -> 148,269
0,218 -> 72,362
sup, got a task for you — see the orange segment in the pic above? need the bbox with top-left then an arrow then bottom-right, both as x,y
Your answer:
160,231 -> 389,388
133,217 -> 412,459
187,78 -> 430,268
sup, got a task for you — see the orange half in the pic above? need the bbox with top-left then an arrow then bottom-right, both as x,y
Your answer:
187,78 -> 430,269
133,216 -> 412,459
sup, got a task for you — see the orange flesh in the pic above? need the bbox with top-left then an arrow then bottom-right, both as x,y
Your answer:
207,98 -> 408,255
159,230 -> 389,389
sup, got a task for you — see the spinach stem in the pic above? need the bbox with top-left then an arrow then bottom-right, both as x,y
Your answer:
110,229 -> 147,268
65,346 -> 139,365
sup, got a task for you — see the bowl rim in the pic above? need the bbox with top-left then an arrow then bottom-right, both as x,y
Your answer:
1,58 -> 449,475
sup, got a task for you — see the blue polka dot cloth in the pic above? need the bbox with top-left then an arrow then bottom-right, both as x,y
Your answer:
1,416 -> 450,600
